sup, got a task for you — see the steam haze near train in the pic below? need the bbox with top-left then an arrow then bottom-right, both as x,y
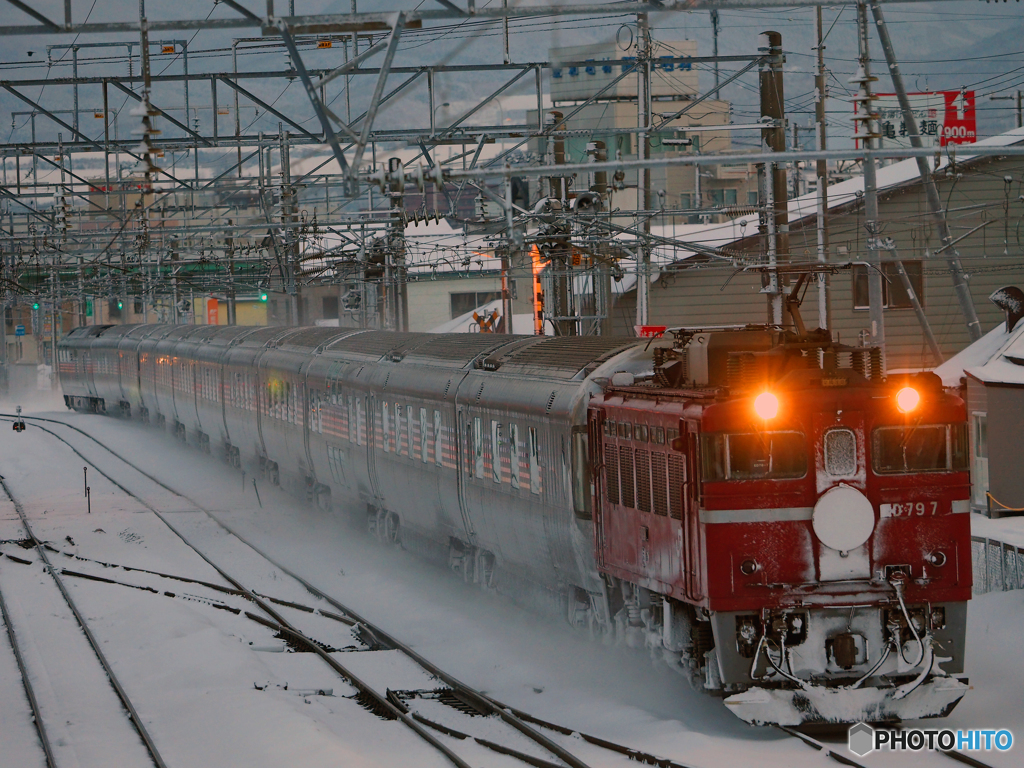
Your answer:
1,390 -> 1023,765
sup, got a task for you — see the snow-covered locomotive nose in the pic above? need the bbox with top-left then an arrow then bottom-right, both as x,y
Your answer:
812,484 -> 875,552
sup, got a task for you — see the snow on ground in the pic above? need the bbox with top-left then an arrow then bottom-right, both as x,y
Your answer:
0,390 -> 1022,767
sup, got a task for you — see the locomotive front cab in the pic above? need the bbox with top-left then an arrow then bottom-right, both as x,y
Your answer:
698,365 -> 972,725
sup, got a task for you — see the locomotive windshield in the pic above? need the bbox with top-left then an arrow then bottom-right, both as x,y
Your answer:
701,431 -> 807,481
871,423 -> 969,474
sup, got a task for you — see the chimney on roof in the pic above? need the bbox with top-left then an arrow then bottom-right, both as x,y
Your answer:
990,286 -> 1024,333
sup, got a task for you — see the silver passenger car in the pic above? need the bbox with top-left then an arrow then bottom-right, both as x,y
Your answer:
59,325 -> 647,604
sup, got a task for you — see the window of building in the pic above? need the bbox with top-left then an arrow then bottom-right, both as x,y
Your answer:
709,188 -> 738,207
852,262 -> 924,310
748,190 -> 759,206
450,291 -> 502,319
322,296 -> 339,319
972,412 -> 989,508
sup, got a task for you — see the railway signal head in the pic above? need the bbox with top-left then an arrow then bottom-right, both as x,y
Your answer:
896,386 -> 921,414
32,302 -> 40,310
753,391 -> 779,421
260,292 -> 268,302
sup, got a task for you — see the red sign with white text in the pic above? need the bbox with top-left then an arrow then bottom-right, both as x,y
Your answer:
858,90 -> 977,149
207,299 -> 219,326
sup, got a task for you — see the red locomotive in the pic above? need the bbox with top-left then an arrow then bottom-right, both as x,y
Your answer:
588,325 -> 971,725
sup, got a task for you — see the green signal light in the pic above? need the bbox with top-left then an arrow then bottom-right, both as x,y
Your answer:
32,302 -> 40,310
260,293 -> 268,302
117,301 -> 124,309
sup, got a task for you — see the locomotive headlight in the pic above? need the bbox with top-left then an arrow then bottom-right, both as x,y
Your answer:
896,386 -> 920,413
753,391 -> 779,420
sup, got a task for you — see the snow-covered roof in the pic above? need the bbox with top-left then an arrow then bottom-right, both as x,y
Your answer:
625,126 -> 1024,286
934,313 -> 1024,387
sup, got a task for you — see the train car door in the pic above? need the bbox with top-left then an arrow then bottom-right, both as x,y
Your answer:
365,393 -> 384,508
588,408 -> 607,565
453,407 -> 477,542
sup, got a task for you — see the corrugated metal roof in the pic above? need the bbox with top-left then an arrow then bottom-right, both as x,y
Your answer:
401,334 -> 516,365
489,336 -> 639,378
278,327 -> 357,350
236,326 -> 294,345
325,331 -> 431,360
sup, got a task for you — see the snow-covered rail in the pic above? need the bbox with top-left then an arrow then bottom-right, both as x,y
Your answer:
0,473 -> 169,768
5,412 -> 709,768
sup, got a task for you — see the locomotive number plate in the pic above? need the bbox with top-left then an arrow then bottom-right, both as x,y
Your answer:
880,501 -> 939,517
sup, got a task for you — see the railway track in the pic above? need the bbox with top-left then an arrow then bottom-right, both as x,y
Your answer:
1,412 -> 708,768
0,473 -> 169,768
6,412 -> 1007,768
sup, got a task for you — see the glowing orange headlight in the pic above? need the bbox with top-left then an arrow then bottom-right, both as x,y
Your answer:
896,386 -> 920,413
753,391 -> 779,420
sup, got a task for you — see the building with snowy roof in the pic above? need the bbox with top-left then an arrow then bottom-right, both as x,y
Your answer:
612,127 -> 1024,372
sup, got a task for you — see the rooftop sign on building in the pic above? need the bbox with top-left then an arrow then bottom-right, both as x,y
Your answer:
855,90 -> 977,150
549,41 -> 698,103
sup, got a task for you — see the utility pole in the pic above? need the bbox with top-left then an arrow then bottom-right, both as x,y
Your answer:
226,220 -> 237,325
279,128 -> 300,326
814,6 -> 831,332
635,13 -> 652,330
710,11 -> 721,91
854,2 -> 885,365
759,31 -> 789,326
545,110 -> 573,337
869,0 -> 980,344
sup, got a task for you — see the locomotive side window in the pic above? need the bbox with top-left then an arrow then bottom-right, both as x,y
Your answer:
701,432 -> 807,481
653,427 -> 665,445
619,422 -> 632,440
872,424 -> 969,474
824,428 -> 857,476
636,424 -> 649,442
605,419 -> 616,436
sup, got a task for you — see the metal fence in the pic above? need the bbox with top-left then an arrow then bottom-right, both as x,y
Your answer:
972,536 -> 1024,594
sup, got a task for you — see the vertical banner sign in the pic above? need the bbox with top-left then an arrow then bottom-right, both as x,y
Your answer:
207,298 -> 219,326
857,90 -> 977,149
